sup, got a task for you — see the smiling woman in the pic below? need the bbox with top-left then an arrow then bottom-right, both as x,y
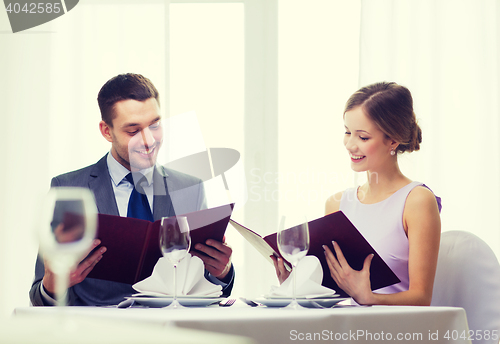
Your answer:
343,83 -> 422,175
321,82 -> 442,306
344,82 -> 421,155
344,107 -> 399,174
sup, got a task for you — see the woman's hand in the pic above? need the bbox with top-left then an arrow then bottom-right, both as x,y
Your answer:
271,255 -> 290,284
323,241 -> 375,305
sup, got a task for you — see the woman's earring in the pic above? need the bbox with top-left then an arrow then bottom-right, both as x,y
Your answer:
390,148 -> 396,156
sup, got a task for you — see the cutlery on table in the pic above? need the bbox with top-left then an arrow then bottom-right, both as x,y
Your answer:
117,299 -> 135,308
219,298 -> 236,307
239,297 -> 263,307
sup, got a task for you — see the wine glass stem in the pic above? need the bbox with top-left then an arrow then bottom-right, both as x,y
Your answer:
55,270 -> 69,307
292,262 -> 297,303
173,263 -> 178,303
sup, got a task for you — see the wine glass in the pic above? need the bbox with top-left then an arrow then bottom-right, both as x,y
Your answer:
159,216 -> 191,309
39,187 -> 97,306
277,215 -> 310,310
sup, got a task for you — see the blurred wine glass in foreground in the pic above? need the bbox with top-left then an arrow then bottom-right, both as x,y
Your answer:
39,187 -> 97,306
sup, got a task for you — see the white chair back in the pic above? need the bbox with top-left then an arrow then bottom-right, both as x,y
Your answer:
431,231 -> 500,344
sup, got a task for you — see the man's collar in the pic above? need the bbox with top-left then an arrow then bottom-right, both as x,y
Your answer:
106,152 -> 155,186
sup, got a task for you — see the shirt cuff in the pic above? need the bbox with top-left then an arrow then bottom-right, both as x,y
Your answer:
206,264 -> 234,287
40,283 -> 57,306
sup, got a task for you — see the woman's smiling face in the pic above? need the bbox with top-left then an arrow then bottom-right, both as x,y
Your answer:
343,106 -> 396,173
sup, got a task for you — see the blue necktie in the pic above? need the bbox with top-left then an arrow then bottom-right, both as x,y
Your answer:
125,173 -> 154,222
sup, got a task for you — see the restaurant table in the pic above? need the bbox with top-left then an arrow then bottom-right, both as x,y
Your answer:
13,301 -> 472,344
3,308 -> 254,344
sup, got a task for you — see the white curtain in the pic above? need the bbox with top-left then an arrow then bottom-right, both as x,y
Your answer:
0,2 -> 168,316
358,0 -> 500,258
0,26 -> 52,316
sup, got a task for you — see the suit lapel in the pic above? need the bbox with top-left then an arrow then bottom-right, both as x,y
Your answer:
152,165 -> 175,221
88,155 -> 173,219
88,155 -> 120,216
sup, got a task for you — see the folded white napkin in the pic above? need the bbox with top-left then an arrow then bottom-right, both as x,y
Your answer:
267,256 -> 336,298
133,254 -> 222,297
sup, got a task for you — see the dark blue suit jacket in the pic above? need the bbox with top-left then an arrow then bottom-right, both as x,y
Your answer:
30,154 -> 234,306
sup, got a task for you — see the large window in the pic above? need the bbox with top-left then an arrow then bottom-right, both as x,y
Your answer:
277,0 -> 360,221
168,2 -> 244,208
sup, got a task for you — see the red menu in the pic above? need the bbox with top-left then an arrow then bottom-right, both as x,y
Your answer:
87,203 -> 234,284
230,211 -> 400,297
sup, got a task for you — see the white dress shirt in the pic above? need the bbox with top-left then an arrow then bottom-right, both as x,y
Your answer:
106,152 -> 155,217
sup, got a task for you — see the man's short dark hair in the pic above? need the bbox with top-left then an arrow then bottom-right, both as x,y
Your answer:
97,73 -> 160,126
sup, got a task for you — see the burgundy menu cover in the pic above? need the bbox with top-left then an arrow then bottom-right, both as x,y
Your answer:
230,211 -> 400,297
87,203 -> 234,284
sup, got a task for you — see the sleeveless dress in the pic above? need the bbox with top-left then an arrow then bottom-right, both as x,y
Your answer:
339,181 -> 441,294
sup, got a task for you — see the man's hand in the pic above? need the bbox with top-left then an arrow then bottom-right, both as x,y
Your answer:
191,238 -> 232,282
42,239 -> 107,295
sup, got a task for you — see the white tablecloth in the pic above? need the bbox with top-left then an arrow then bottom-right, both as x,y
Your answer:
5,308 -> 254,344
14,302 -> 471,344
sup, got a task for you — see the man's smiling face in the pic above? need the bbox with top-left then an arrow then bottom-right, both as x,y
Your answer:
100,97 -> 163,171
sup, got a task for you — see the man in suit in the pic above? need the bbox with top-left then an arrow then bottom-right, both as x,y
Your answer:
30,73 -> 234,306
